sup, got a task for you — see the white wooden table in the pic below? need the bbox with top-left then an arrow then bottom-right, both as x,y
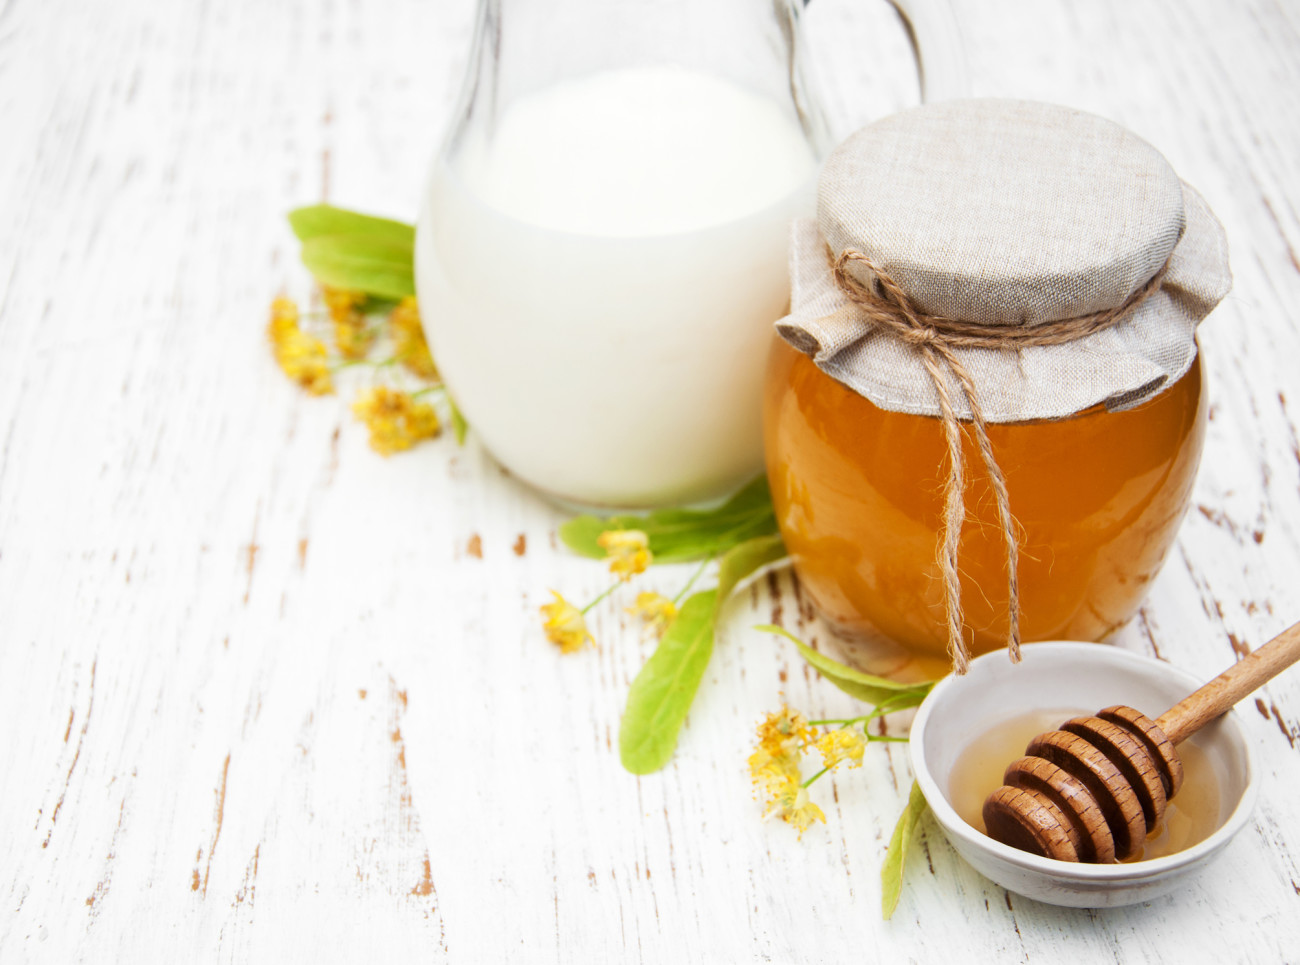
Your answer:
3,0 -> 1299,961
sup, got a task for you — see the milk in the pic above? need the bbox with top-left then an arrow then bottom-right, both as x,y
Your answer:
416,64 -> 818,508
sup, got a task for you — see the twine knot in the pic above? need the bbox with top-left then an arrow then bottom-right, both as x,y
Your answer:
830,248 -> 1170,673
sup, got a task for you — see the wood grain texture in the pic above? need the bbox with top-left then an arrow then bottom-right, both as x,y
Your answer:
1,0 -> 1298,961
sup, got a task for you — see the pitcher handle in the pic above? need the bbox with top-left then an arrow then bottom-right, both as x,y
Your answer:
889,0 -> 968,102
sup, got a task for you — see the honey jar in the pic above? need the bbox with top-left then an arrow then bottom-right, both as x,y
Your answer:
766,100 -> 1232,678
765,338 -> 1206,680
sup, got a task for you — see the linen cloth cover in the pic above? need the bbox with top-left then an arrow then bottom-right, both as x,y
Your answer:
776,99 -> 1232,422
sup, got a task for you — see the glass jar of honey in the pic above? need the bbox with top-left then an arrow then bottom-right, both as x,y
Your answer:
765,336 -> 1207,680
768,100 -> 1232,677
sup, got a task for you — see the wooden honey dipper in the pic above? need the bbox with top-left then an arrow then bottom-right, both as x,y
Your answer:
983,621 -> 1300,863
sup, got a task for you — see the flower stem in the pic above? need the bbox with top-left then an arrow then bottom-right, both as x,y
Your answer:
581,581 -> 621,615
329,358 -> 371,373
802,766 -> 830,788
672,556 -> 712,605
807,717 -> 867,727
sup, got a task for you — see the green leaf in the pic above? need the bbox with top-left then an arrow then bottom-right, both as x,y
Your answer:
755,625 -> 934,709
288,204 -> 415,249
714,533 -> 787,615
619,590 -> 718,774
882,781 -> 929,920
616,534 -> 784,775
560,475 -> 778,564
559,516 -> 622,559
299,235 -> 415,301
448,395 -> 469,446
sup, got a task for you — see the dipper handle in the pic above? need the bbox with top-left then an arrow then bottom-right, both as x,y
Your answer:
1156,621 -> 1300,744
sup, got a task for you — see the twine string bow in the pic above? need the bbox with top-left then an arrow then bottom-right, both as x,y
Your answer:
830,249 -> 1171,673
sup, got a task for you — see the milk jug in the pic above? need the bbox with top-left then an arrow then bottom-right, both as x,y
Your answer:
416,0 -> 964,509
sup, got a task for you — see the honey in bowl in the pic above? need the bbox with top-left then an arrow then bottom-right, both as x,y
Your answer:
763,337 -> 1207,678
947,710 -> 1221,862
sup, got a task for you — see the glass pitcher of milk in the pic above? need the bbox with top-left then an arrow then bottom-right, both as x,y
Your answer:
416,0 -> 965,509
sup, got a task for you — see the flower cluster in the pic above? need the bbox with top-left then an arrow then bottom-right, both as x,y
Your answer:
323,287 -> 374,360
352,386 -> 440,456
267,296 -> 333,396
390,296 -> 439,381
748,703 -> 867,837
267,290 -> 449,455
540,591 -> 595,654
541,529 -> 684,655
627,591 -> 677,637
597,529 -> 651,582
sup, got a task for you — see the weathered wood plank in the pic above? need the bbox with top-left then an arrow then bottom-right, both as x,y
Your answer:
1,0 -> 1297,961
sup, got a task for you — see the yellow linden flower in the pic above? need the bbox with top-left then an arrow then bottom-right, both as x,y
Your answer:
540,591 -> 593,654
816,728 -> 866,770
754,704 -> 816,759
333,317 -> 374,361
759,778 -> 825,837
390,296 -> 439,381
785,786 -> 826,838
323,287 -> 374,360
268,297 -> 334,396
748,745 -> 802,802
627,591 -> 677,637
748,704 -> 830,838
323,287 -> 365,318
351,387 -> 441,455
749,703 -> 820,823
269,295 -> 300,337
597,529 -> 652,581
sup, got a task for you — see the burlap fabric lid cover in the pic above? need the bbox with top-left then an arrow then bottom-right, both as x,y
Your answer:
778,99 -> 1232,422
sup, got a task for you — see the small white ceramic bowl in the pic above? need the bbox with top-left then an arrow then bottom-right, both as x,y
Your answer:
909,642 -> 1257,908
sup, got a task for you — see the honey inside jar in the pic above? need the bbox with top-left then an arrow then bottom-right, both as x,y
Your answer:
763,337 -> 1207,679
946,710 -> 1221,862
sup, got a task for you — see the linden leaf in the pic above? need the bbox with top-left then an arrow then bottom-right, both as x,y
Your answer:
288,204 -> 416,249
560,475 -> 778,564
755,625 -> 934,709
619,589 -> 718,774
300,235 -> 416,301
714,533 -> 787,616
882,781 -> 929,920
